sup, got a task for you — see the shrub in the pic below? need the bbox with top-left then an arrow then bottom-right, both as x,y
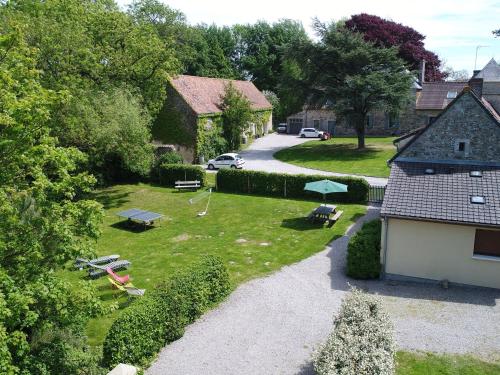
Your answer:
102,256 -> 230,368
216,169 -> 368,203
157,151 -> 184,165
346,219 -> 381,279
157,164 -> 207,187
314,289 -> 395,375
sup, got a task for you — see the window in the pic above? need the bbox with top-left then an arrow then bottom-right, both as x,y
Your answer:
470,171 -> 482,177
446,91 -> 458,99
424,168 -> 435,174
385,113 -> 400,129
474,229 -> 500,257
313,119 -> 320,129
366,115 -> 373,129
454,139 -> 470,157
470,196 -> 485,204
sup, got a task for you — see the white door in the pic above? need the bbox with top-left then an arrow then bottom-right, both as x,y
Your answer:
214,156 -> 225,168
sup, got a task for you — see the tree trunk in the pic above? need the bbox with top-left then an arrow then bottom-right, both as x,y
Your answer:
355,118 -> 366,149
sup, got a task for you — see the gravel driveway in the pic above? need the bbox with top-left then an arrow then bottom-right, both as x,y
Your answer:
237,133 -> 389,186
147,207 -> 500,375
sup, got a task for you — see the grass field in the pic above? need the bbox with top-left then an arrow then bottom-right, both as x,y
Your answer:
274,136 -> 397,177
396,352 -> 500,375
64,182 -> 366,346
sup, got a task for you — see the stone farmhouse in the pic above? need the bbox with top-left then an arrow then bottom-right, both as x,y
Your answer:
152,75 -> 272,163
380,87 -> 500,289
286,60 -> 500,136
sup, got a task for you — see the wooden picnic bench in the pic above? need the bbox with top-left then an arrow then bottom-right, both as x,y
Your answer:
175,180 -> 201,190
327,210 -> 343,226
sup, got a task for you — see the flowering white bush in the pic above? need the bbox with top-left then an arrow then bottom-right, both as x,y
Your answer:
314,288 -> 395,375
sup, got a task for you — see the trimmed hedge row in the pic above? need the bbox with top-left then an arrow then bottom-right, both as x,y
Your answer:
346,219 -> 382,279
102,256 -> 230,368
216,169 -> 369,203
158,164 -> 207,187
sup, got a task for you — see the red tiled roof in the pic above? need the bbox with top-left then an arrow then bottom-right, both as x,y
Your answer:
416,81 -> 468,110
170,75 -> 272,115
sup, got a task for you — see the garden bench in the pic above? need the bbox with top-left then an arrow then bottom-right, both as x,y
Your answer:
328,210 -> 343,227
175,180 -> 201,190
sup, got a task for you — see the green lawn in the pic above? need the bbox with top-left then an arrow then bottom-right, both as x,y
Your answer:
274,137 -> 397,177
397,352 -> 500,375
64,182 -> 366,346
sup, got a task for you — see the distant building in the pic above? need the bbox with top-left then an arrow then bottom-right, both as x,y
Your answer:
286,60 -> 500,136
380,87 -> 500,289
153,75 -> 272,163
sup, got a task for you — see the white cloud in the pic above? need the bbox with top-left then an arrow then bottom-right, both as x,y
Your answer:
117,0 -> 500,72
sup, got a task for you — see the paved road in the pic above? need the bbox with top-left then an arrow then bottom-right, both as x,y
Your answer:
237,133 -> 389,186
147,207 -> 500,375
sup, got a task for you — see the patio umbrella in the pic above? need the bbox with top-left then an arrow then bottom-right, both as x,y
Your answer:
304,179 -> 348,203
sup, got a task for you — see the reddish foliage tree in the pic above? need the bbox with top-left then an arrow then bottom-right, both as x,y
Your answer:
345,14 -> 447,81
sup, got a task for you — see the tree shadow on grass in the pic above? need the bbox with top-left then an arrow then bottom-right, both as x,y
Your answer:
91,189 -> 132,209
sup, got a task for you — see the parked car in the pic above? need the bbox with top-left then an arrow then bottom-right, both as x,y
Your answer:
207,153 -> 245,170
277,123 -> 287,133
299,128 -> 324,138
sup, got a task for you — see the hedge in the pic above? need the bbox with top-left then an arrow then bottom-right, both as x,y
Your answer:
314,289 -> 395,375
102,256 -> 230,368
216,169 -> 369,203
346,219 -> 382,279
158,164 -> 207,187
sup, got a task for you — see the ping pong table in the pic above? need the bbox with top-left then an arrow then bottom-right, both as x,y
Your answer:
116,208 -> 164,228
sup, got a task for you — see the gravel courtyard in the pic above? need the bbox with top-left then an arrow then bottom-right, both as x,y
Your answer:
147,207 -> 500,375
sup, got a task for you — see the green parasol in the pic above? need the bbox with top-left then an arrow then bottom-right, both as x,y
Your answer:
304,179 -> 348,203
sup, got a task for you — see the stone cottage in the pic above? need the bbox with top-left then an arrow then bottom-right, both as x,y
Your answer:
381,87 -> 500,289
153,75 -> 272,163
284,60 -> 500,136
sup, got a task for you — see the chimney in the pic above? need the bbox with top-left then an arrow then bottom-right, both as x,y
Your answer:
419,60 -> 426,84
469,77 -> 483,97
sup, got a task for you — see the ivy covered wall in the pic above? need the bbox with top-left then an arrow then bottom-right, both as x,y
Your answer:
196,116 -> 227,161
152,84 -> 197,147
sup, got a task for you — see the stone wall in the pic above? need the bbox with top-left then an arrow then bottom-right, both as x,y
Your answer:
398,91 -> 500,163
286,105 -> 435,137
152,84 -> 199,162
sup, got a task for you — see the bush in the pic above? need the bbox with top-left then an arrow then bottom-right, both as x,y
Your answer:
157,151 -> 184,165
102,256 -> 230,368
157,164 -> 207,187
314,289 -> 395,375
346,220 -> 381,279
216,169 -> 368,203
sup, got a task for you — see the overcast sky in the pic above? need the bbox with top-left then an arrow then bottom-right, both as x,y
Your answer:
117,0 -> 500,74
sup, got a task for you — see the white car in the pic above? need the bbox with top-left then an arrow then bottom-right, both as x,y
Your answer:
207,153 -> 245,170
299,127 -> 324,138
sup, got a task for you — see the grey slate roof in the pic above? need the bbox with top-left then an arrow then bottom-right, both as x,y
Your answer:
381,162 -> 500,226
473,58 -> 500,82
416,81 -> 468,110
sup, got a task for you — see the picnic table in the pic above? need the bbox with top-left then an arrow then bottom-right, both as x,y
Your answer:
309,204 -> 337,223
117,208 -> 163,228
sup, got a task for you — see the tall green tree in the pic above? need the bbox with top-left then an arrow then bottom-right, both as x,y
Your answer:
292,22 -> 412,149
234,20 -> 310,120
0,25 -> 106,373
220,83 -> 254,151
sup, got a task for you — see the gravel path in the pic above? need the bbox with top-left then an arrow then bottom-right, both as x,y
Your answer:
147,207 -> 500,375
237,133 -> 389,186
